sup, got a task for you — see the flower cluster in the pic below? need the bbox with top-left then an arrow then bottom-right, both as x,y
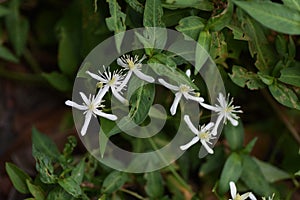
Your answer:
66,54 -> 243,155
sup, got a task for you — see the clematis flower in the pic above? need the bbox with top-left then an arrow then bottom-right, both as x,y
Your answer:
200,93 -> 242,135
65,92 -> 117,136
180,115 -> 215,154
229,181 -> 256,200
86,66 -> 128,104
158,78 -> 204,115
117,54 -> 155,89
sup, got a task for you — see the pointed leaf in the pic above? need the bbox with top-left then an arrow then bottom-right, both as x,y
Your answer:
176,16 -> 205,40
279,67 -> 300,87
144,0 -> 165,27
102,171 -> 128,194
6,162 -> 31,194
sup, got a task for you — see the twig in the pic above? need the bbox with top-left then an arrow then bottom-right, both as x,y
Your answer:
262,89 -> 300,144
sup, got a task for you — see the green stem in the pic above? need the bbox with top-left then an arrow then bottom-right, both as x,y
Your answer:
147,137 -> 192,193
120,188 -> 146,200
23,48 -> 42,73
0,66 -> 46,84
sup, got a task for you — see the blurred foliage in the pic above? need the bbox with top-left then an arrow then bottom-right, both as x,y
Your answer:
2,0 -> 300,199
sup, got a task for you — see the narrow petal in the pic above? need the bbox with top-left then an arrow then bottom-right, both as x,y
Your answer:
227,115 -> 239,126
211,115 -> 223,136
202,122 -> 215,132
65,100 -> 87,110
180,137 -> 199,150
86,71 -> 106,82
218,93 -> 227,108
117,71 -> 132,91
200,140 -> 214,154
184,115 -> 199,135
240,192 -> 251,200
186,69 -> 191,78
248,193 -> 257,200
185,94 -> 204,103
111,87 -> 128,104
170,92 -> 182,115
94,110 -> 117,121
158,78 -> 179,91
200,102 -> 218,112
81,111 -> 92,136
79,92 -> 90,105
229,182 -> 237,199
117,58 -> 127,68
133,69 -> 155,83
95,86 -> 109,104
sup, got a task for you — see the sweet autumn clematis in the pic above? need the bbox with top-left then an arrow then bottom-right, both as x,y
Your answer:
229,181 -> 256,200
65,92 -> 117,136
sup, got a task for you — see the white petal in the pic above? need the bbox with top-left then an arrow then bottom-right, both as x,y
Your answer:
111,87 -> 128,104
240,192 -> 250,200
65,100 -> 87,110
184,115 -> 199,135
186,69 -> 191,78
170,92 -> 182,115
211,115 -> 223,136
202,122 -> 215,132
86,71 -> 105,82
117,71 -> 132,91
249,193 -> 257,200
95,86 -> 109,104
218,93 -> 227,108
229,181 -> 237,199
81,111 -> 92,136
227,115 -> 239,126
180,136 -> 199,150
94,109 -> 117,121
200,140 -> 214,154
185,94 -> 204,103
133,69 -> 155,83
117,58 -> 127,68
79,92 -> 90,105
158,78 -> 179,91
200,102 -> 218,112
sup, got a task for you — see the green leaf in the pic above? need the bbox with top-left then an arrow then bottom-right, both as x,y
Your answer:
253,158 -> 291,183
144,0 -> 165,27
105,0 -> 126,52
144,171 -> 164,198
72,160 -> 85,184
233,1 -> 300,35
238,12 -> 277,73
224,119 -> 244,151
5,0 -> 29,56
32,127 -> 61,160
5,162 -> 31,194
57,26 -> 79,76
229,65 -> 265,90
295,170 -> 300,176
102,171 -> 129,194
240,155 -> 273,197
0,45 -> 19,63
26,180 -> 45,200
269,82 -> 300,110
42,72 -> 72,92
243,138 -> 257,154
58,177 -> 82,197
207,0 -> 233,31
195,30 -> 211,73
175,16 -> 205,40
279,67 -> 300,87
218,153 -> 243,194
282,0 -> 300,12
258,72 -> 275,86
162,0 -> 213,11
0,5 -> 10,17
199,147 -> 225,176
46,186 -> 74,200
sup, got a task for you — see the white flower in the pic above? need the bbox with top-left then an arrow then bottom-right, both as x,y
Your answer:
229,181 -> 256,200
158,78 -> 204,115
65,92 -> 117,136
200,93 -> 242,135
262,194 -> 275,200
180,115 -> 215,154
86,66 -> 128,104
117,54 -> 155,89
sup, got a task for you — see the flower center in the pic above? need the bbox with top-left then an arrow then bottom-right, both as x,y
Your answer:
179,85 -> 190,93
127,59 -> 135,70
108,76 -> 116,86
234,194 -> 242,200
199,132 -> 209,140
88,103 -> 95,111
96,82 -> 103,88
